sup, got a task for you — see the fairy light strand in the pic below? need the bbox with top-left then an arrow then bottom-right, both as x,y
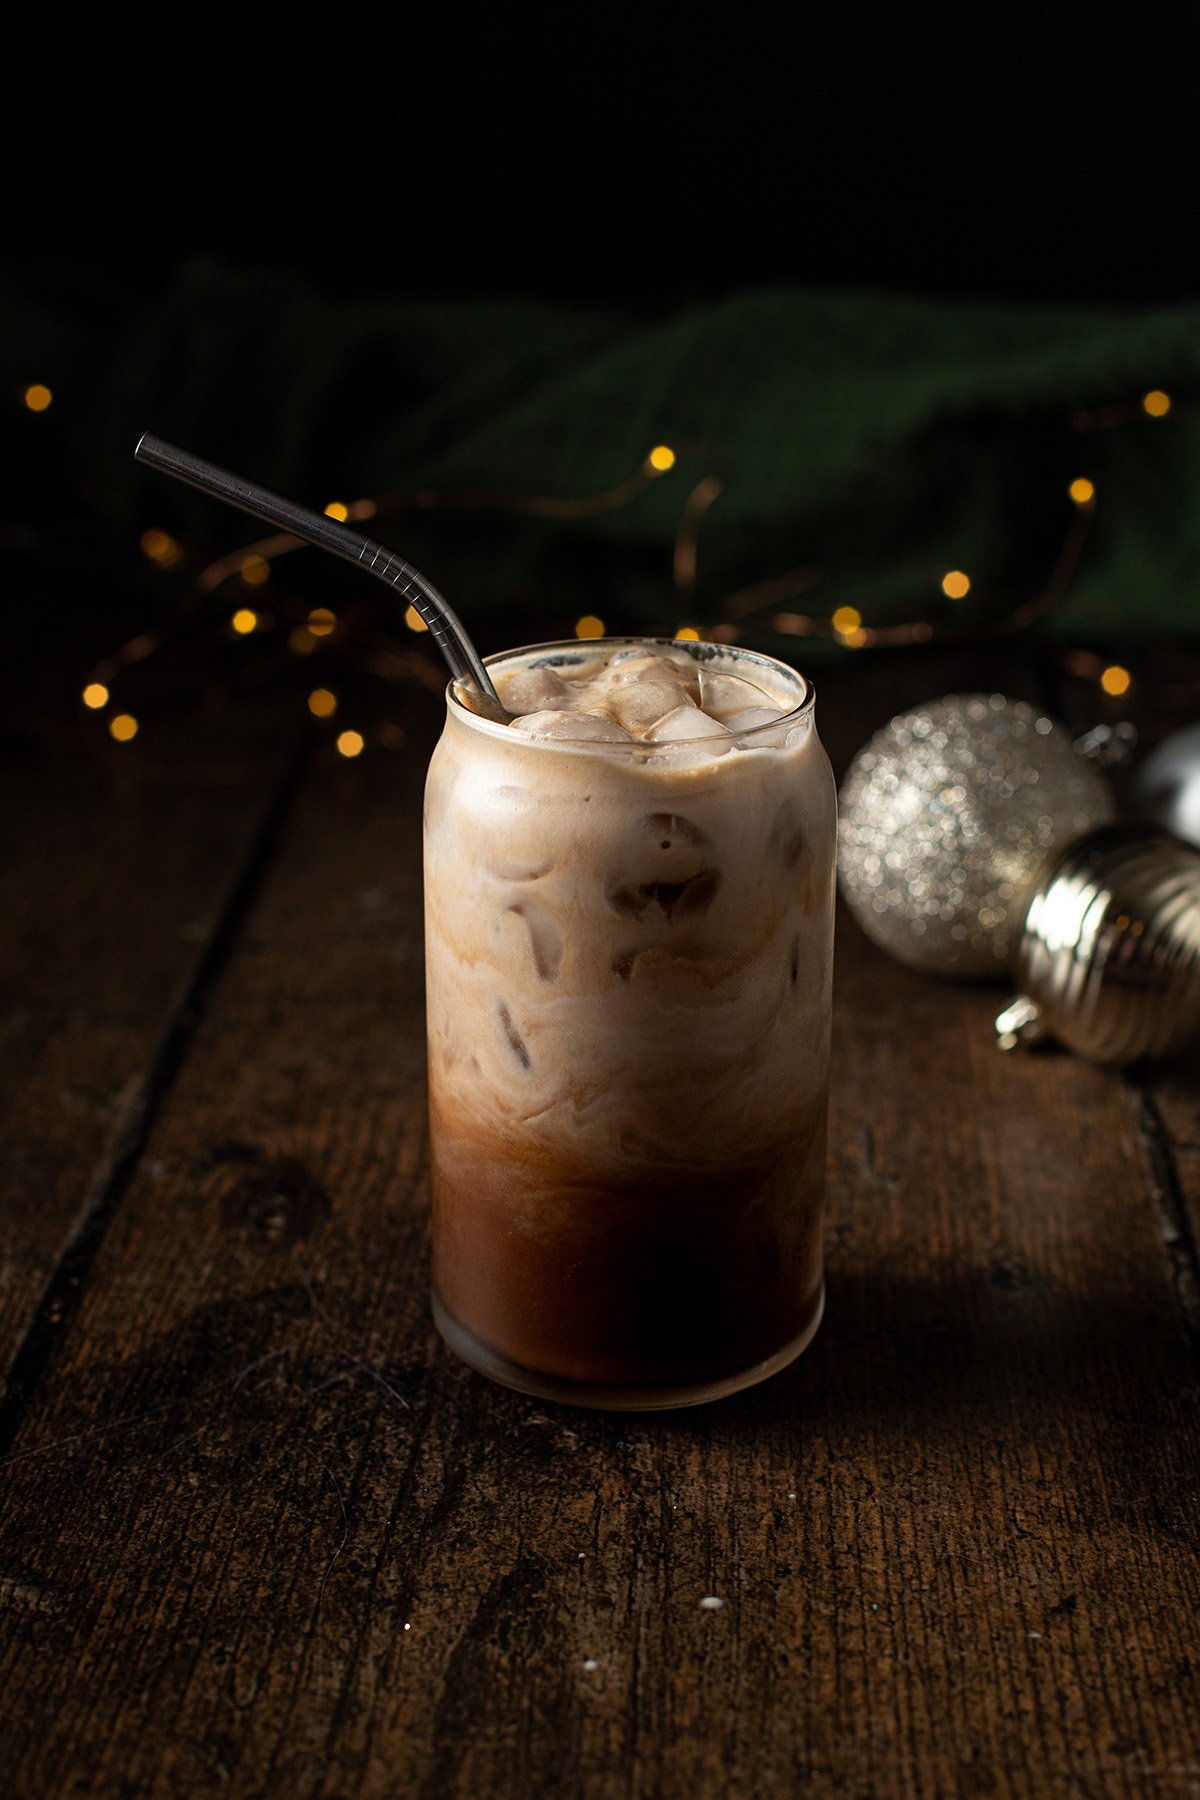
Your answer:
69,393 -> 1190,751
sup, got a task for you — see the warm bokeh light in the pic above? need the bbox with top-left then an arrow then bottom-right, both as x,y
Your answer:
841,626 -> 868,649
289,626 -> 317,655
941,570 -> 971,599
82,682 -> 109,710
231,608 -> 259,635
647,445 -> 676,472
1142,389 -> 1171,418
336,729 -> 365,758
575,615 -> 605,640
675,625 -> 700,641
308,687 -> 337,718
832,606 -> 862,634
324,501 -> 349,521
404,604 -> 429,633
307,607 -> 336,637
240,555 -> 269,586
23,383 -> 52,413
1100,663 -> 1132,697
1069,477 -> 1096,506
140,527 -> 183,567
109,713 -> 138,742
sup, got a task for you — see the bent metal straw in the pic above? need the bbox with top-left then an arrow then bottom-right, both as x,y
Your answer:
134,433 -> 509,723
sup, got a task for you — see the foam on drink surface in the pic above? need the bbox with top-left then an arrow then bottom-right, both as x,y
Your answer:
494,646 -> 792,747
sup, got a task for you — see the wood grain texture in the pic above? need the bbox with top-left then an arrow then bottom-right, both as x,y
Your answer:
0,687 -> 293,1397
1,669 -> 1198,1799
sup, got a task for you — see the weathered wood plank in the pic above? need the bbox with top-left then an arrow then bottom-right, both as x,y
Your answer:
1,672 -> 1198,1799
0,667 -> 293,1404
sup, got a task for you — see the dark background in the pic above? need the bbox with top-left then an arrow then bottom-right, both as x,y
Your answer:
5,16 -> 1197,688
6,20 -> 1194,307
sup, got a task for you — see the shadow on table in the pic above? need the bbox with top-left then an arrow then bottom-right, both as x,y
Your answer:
681,1260 -> 1199,1530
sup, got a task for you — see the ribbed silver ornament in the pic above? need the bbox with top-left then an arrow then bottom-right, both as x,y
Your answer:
1005,826 -> 1200,1063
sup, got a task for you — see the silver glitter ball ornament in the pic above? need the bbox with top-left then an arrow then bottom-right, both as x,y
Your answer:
838,694 -> 1116,976
997,825 -> 1200,1062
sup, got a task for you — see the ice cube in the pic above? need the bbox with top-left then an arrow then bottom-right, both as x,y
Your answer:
595,677 -> 695,735
509,709 -> 634,743
606,647 -> 657,667
504,898 -> 564,982
724,705 -> 787,734
647,704 -> 733,742
698,668 -> 777,721
497,665 -> 573,713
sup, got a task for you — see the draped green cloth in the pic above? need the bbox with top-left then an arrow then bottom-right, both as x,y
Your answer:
6,260 -> 1200,649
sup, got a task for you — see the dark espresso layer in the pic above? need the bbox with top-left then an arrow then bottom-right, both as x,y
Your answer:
430,1091 -> 827,1391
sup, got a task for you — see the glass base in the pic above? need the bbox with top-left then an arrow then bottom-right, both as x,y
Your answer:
432,1282 -> 825,1412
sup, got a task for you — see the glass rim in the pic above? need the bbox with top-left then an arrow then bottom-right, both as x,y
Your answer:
445,636 -> 816,750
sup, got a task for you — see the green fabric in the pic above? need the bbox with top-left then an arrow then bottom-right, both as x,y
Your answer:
6,259 -> 1200,649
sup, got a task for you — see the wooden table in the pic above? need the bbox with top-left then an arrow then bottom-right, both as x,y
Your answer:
2,636 -> 1198,1799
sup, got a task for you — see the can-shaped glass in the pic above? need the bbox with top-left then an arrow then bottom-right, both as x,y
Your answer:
423,639 -> 836,1409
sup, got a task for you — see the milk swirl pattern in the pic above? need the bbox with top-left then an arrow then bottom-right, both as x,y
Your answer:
423,640 -> 837,1408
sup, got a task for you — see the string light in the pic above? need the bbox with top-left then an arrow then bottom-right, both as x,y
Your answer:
308,687 -> 337,718
140,527 -> 183,567
240,555 -> 269,586
675,625 -> 700,641
85,390 -> 1193,762
673,475 -> 724,599
22,383 -> 52,413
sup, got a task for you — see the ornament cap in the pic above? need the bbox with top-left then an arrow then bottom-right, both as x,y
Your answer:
1071,720 -> 1138,769
995,995 -> 1047,1052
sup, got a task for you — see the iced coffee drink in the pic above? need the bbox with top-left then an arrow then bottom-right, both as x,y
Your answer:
423,639 -> 836,1408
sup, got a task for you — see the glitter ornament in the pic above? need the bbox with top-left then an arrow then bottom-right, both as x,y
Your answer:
838,694 -> 1116,976
997,826 -> 1200,1062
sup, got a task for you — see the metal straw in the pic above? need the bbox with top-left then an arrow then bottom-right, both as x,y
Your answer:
133,433 -> 509,722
